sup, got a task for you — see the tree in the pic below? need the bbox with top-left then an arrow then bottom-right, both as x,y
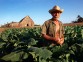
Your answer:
72,15 -> 83,23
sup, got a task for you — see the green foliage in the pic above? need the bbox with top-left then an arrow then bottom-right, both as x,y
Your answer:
26,38 -> 38,46
1,51 -> 29,61
28,47 -> 52,62
72,15 -> 83,23
0,26 -> 83,62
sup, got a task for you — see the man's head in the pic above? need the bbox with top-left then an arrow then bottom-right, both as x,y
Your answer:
49,5 -> 64,20
49,5 -> 63,14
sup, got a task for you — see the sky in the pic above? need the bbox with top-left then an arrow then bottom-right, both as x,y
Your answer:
0,0 -> 83,26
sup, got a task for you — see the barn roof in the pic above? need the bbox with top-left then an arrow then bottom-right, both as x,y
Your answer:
19,16 -> 34,23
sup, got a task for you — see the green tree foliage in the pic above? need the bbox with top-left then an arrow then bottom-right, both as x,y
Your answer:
72,15 -> 83,23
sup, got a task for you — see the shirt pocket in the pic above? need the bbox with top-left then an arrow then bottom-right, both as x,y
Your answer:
48,25 -> 54,37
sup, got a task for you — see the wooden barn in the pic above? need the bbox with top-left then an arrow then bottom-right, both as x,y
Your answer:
1,16 -> 34,27
19,16 -> 34,27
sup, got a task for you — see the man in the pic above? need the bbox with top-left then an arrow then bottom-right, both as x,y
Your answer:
41,5 -> 64,46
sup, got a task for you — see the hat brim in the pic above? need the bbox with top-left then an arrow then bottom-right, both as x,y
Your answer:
49,9 -> 63,13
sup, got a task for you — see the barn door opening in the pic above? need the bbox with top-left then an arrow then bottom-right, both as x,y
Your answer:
27,24 -> 29,26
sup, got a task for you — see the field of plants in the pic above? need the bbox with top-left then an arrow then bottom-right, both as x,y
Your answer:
0,26 -> 83,62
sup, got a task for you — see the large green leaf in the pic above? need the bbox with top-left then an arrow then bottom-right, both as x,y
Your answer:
1,52 -> 20,61
39,48 -> 52,59
1,51 -> 29,61
0,42 -> 6,48
28,47 -> 52,61
27,38 -> 38,46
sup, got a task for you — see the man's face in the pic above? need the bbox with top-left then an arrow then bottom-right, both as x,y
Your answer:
51,11 -> 61,20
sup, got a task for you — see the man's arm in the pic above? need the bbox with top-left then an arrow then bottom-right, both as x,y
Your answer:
42,33 -> 61,45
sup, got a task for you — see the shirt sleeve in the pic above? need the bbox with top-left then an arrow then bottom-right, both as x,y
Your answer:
61,24 -> 65,38
41,22 -> 47,34
59,21 -> 64,38
62,24 -> 65,35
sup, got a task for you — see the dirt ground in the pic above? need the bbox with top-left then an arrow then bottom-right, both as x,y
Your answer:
0,28 -> 8,33
64,22 -> 83,26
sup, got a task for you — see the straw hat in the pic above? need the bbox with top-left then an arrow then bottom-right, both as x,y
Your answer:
49,5 -> 64,13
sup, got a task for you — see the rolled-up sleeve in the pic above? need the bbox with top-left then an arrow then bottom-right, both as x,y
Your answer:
41,22 -> 47,35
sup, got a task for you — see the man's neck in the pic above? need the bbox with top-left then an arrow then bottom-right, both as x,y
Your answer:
52,18 -> 58,21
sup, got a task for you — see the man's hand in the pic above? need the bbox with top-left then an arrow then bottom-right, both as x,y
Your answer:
53,37 -> 60,42
53,37 -> 64,45
42,33 -> 64,45
58,38 -> 64,45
